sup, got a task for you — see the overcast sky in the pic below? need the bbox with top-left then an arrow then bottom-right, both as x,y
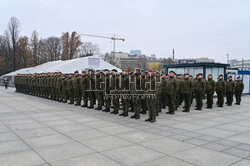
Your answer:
1,0 -> 250,63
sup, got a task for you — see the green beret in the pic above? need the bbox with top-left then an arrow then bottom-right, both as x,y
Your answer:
74,71 -> 79,74
169,70 -> 176,74
184,73 -> 189,76
104,69 -> 109,72
237,76 -> 241,79
112,69 -> 118,72
88,69 -> 94,72
228,76 -> 232,78
197,73 -> 203,76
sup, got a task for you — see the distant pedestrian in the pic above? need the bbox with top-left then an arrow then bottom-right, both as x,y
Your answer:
3,77 -> 9,89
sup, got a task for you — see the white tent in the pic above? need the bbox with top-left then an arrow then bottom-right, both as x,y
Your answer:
3,55 -> 121,76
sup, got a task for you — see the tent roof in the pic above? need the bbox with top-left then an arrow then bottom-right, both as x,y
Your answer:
3,55 -> 121,76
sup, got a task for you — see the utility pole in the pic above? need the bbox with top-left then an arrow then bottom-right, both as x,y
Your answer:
242,58 -> 244,70
242,58 -> 244,79
113,34 -> 116,61
173,49 -> 175,60
226,53 -> 229,64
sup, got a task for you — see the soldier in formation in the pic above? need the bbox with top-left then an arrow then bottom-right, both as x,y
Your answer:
14,69 -> 244,123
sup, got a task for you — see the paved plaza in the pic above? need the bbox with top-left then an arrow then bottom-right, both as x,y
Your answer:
0,86 -> 250,166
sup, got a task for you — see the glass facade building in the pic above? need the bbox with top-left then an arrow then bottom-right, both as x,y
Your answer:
164,63 -> 229,80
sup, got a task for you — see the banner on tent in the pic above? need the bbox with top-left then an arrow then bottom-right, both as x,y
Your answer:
88,58 -> 100,68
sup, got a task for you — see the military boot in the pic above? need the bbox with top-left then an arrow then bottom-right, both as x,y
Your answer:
140,109 -> 147,114
135,115 -> 140,119
145,117 -> 152,122
130,114 -> 136,119
111,110 -> 118,114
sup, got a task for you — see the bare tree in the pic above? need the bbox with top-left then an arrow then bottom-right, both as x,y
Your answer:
61,31 -> 82,60
44,37 -> 61,61
69,31 -> 82,59
61,32 -> 69,60
7,17 -> 20,70
30,31 -> 39,65
162,57 -> 173,65
16,36 -> 33,68
79,42 -> 99,57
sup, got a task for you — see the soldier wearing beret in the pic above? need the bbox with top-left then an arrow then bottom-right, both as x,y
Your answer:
234,76 -> 244,105
81,71 -> 88,107
194,73 -> 206,110
103,69 -> 111,112
130,68 -> 141,119
95,70 -> 104,110
181,73 -> 193,112
206,74 -> 216,108
119,69 -> 130,117
216,74 -> 226,107
73,71 -> 81,106
226,76 -> 235,106
165,71 -> 177,115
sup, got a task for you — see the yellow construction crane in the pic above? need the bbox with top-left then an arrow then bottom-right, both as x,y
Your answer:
79,34 -> 125,56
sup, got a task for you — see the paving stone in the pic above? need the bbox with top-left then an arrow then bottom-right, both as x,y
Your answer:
182,132 -> 203,138
223,147 -> 250,158
215,139 -> 241,147
185,138 -> 209,146
138,155 -> 195,166
170,134 -> 192,141
231,159 -> 250,166
202,142 -> 230,151
235,144 -> 250,152
228,132 -> 250,144
50,153 -> 121,166
36,142 -> 95,162
25,134 -> 73,148
15,127 -> 58,139
197,128 -> 238,138
157,130 -> 175,137
117,130 -> 163,143
170,122 -> 206,131
51,123 -> 91,133
0,131 -> 19,143
102,144 -> 164,166
1,87 -> 250,166
65,128 -> 109,141
141,137 -> 195,155
217,124 -> 250,133
197,135 -> 220,142
0,150 -> 46,166
97,125 -> 136,135
0,140 -> 30,155
42,119 -> 76,127
0,125 -> 10,133
173,147 -> 241,166
81,135 -> 133,152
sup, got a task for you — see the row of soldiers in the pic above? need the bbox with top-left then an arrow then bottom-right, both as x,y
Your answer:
14,69 -> 244,123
